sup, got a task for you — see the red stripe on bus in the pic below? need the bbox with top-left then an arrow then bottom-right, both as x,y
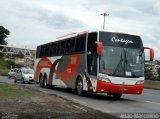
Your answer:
34,54 -> 81,82
56,54 -> 81,80
34,58 -> 52,81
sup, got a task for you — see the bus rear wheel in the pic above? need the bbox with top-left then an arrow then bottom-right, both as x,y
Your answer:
43,75 -> 48,88
113,93 -> 122,99
39,75 -> 44,87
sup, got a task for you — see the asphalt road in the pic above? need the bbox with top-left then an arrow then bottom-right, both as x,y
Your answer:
0,76 -> 160,113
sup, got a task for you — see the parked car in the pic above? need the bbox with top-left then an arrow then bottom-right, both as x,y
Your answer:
8,68 -> 19,79
14,68 -> 34,83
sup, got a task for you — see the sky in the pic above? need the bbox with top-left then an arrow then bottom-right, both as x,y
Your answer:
0,0 -> 160,60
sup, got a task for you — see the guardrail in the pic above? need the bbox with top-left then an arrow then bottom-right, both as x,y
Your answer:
144,80 -> 160,90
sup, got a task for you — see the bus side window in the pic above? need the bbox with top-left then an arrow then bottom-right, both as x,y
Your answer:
52,43 -> 57,56
70,38 -> 75,53
75,36 -> 86,53
75,37 -> 81,52
66,39 -> 75,54
39,46 -> 42,57
36,46 -> 41,58
40,45 -> 45,57
80,36 -> 86,52
59,41 -> 66,55
45,44 -> 50,57
49,43 -> 53,57
65,39 -> 70,54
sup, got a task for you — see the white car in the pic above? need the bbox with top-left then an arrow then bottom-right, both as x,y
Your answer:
8,68 -> 19,79
14,68 -> 34,83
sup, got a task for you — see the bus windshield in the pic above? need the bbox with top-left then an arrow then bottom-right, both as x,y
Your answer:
99,46 -> 145,77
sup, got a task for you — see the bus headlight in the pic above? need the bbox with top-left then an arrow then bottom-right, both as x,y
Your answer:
98,76 -> 111,83
136,80 -> 144,84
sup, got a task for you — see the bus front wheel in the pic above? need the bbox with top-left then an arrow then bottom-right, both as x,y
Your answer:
76,77 -> 83,96
76,77 -> 85,96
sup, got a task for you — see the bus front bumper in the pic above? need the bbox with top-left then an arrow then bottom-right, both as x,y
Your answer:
96,80 -> 144,94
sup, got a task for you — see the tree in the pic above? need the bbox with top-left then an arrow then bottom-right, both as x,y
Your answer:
145,64 -> 154,80
0,26 -> 10,45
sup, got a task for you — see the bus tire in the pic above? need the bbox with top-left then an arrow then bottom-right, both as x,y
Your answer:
39,74 -> 44,87
43,74 -> 48,88
113,93 -> 122,99
76,77 -> 85,96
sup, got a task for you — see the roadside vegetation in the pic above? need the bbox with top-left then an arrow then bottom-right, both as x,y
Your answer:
0,25 -> 10,75
0,56 -> 24,76
144,63 -> 160,89
0,57 -> 9,76
0,83 -> 115,119
0,83 -> 34,98
145,64 -> 160,81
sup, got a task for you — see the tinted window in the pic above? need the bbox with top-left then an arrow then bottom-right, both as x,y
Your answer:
80,37 -> 86,51
56,42 -> 61,55
22,69 -> 34,74
36,46 -> 41,58
52,43 -> 57,56
40,45 -> 46,57
49,43 -> 53,57
38,35 -> 86,58
66,38 -> 75,54
75,36 -> 86,52
75,38 -> 81,52
59,41 -> 66,55
45,44 -> 50,57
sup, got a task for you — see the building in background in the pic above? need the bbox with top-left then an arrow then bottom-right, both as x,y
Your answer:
0,45 -> 35,69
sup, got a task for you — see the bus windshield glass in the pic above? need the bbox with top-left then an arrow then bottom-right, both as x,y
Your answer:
99,46 -> 145,77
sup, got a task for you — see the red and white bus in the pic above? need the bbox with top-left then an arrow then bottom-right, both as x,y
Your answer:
34,30 -> 154,98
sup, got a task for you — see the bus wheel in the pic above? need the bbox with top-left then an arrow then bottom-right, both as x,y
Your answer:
43,75 -> 48,88
39,75 -> 44,87
113,93 -> 122,99
76,77 -> 85,96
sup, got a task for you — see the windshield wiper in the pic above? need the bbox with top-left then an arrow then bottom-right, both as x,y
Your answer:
113,51 -> 123,75
124,51 -> 137,77
139,49 -> 144,64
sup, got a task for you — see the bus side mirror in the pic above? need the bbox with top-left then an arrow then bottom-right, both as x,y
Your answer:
144,47 -> 154,61
96,41 -> 103,56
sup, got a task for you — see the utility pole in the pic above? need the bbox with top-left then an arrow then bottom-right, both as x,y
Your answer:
101,13 -> 109,30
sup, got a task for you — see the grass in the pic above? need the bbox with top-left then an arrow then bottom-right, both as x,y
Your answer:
0,83 -> 35,98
